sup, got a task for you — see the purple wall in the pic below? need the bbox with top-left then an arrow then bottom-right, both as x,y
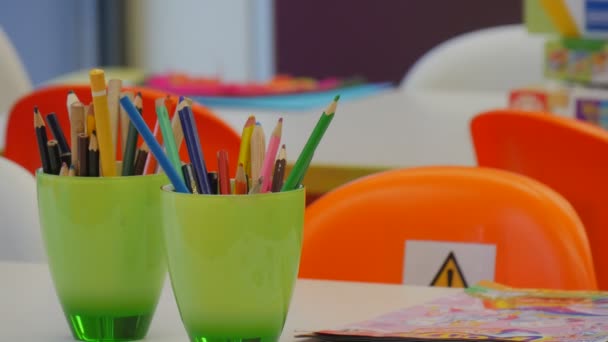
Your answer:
276,0 -> 522,84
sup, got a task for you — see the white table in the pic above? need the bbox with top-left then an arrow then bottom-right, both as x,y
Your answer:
0,261 -> 459,341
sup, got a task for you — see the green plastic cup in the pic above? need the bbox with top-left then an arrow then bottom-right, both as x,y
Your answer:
160,186 -> 306,342
36,171 -> 168,341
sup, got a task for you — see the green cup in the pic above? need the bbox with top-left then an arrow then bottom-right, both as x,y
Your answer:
36,171 -> 168,341
160,186 -> 306,342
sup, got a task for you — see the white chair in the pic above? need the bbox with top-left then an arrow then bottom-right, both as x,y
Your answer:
401,25 -> 547,92
0,157 -> 45,262
0,26 -> 32,115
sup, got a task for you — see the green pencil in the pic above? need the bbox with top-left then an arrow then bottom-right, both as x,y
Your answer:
155,98 -> 183,182
281,95 -> 339,191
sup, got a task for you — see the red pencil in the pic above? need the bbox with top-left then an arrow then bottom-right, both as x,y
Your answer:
217,150 -> 230,194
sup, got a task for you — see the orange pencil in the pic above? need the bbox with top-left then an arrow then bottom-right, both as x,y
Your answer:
234,163 -> 247,194
217,150 -> 230,194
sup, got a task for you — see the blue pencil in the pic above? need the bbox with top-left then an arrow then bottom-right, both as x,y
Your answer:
119,96 -> 190,194
178,103 -> 212,194
46,112 -> 71,153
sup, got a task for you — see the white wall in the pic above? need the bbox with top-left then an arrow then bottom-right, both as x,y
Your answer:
127,0 -> 273,82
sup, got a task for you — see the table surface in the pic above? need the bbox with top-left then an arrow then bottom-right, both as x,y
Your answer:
0,261 -> 459,341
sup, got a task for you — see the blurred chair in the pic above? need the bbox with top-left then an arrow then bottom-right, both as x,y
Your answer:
471,109 -> 608,290
0,156 -> 44,262
4,85 -> 241,175
300,166 -> 597,291
401,25 -> 545,92
0,26 -> 32,115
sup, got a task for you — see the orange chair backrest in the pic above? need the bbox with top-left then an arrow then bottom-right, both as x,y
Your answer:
4,85 -> 240,176
471,109 -> 608,290
300,166 -> 597,291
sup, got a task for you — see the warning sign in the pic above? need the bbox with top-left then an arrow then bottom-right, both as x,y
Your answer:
429,252 -> 468,288
402,240 -> 496,287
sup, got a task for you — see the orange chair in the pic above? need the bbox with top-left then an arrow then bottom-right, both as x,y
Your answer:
4,85 -> 240,176
300,166 -> 597,290
471,109 -> 608,290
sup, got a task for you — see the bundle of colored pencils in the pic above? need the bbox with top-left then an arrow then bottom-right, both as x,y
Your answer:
35,68 -> 340,194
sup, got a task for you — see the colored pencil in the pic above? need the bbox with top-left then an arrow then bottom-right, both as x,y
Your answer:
261,118 -> 282,192
66,90 -> 80,120
46,113 -> 70,154
120,96 -> 190,193
208,172 -> 218,195
77,133 -> 89,176
250,122 -> 266,184
68,165 -> 76,176
89,69 -> 117,176
107,79 -> 122,152
178,102 -> 211,194
133,144 -> 149,176
248,177 -> 263,195
217,150 -> 230,194
237,115 -> 256,177
271,144 -> 287,192
59,162 -> 69,176
119,91 -> 134,153
88,131 -> 100,177
86,104 -> 96,136
234,163 -> 247,194
69,102 -> 85,169
60,151 -> 72,167
34,106 -> 51,174
122,93 -> 142,176
142,119 -> 160,175
47,140 -> 61,175
181,164 -> 199,194
155,97 -> 182,179
282,95 -> 339,191
170,97 -> 186,154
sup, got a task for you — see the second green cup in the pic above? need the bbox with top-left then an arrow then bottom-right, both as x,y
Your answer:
161,186 -> 306,342
37,172 -> 168,341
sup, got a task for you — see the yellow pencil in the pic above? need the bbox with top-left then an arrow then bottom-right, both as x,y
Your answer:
86,104 -> 96,136
237,115 -> 256,176
89,68 -> 117,176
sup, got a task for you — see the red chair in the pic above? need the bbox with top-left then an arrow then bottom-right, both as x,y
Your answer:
471,109 -> 608,290
4,85 -> 240,176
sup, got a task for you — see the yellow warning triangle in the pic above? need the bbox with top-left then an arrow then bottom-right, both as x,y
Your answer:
430,252 -> 468,288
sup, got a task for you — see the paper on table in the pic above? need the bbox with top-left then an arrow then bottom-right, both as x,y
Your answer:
300,282 -> 608,342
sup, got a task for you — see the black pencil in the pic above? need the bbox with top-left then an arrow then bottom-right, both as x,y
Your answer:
88,131 -> 100,177
60,152 -> 72,167
46,112 -> 71,154
182,163 -> 198,194
77,133 -> 89,176
34,106 -> 51,174
133,145 -> 149,176
47,140 -> 61,175
271,145 -> 287,192
207,171 -> 218,195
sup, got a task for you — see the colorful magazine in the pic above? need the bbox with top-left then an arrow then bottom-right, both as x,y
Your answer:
302,282 -> 608,342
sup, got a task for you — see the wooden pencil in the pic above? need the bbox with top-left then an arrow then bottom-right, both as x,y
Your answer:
217,150 -> 230,194
88,131 -> 100,177
107,79 -> 122,153
68,165 -> 76,176
77,133 -> 89,176
86,104 -> 96,136
261,118 -> 282,192
59,162 -> 69,176
250,122 -> 266,184
66,90 -> 80,119
235,163 -> 247,195
34,106 -> 51,174
119,91 -> 134,153
122,93 -> 142,176
46,113 -> 70,154
248,177 -> 263,195
69,102 -> 85,168
133,144 -> 149,176
271,144 -> 287,192
47,140 -> 61,175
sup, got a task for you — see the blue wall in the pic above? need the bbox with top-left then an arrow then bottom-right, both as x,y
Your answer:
0,0 -> 98,85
